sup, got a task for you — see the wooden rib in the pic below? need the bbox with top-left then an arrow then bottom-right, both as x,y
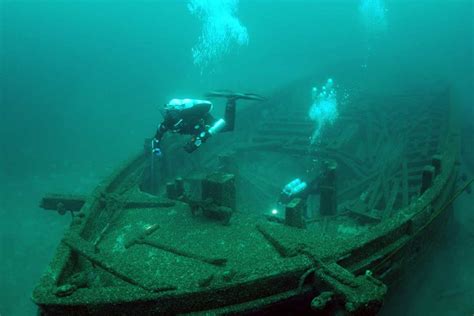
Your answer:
381,169 -> 390,210
337,173 -> 378,202
364,110 -> 375,163
382,178 -> 400,219
367,174 -> 383,210
315,148 -> 368,179
402,159 -> 409,207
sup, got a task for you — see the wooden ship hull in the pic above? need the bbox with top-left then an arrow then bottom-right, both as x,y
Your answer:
33,80 -> 461,315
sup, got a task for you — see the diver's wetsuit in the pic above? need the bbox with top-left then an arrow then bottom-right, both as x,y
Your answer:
152,92 -> 264,154
153,98 -> 236,154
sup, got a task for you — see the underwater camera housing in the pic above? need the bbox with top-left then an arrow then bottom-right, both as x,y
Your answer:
267,178 -> 308,222
280,178 -> 308,204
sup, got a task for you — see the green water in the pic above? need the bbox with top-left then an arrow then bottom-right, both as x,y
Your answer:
1,0 -> 473,315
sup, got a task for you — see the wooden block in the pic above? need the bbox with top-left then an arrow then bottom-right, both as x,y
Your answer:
202,173 -> 236,211
285,198 -> 306,229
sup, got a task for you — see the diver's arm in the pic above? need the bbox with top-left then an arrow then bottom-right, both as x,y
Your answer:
152,122 -> 168,156
154,122 -> 168,141
183,117 -> 226,153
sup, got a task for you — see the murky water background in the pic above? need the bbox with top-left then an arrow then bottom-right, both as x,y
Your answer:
1,1 -> 473,314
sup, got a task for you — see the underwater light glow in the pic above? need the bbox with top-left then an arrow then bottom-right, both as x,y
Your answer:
188,0 -> 249,71
309,78 -> 339,144
271,209 -> 278,215
359,0 -> 387,35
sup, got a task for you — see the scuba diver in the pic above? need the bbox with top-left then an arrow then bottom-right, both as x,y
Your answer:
152,91 -> 265,155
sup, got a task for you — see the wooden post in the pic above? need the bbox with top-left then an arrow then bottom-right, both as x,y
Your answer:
320,187 -> 337,216
432,155 -> 442,176
175,177 -> 184,197
321,160 -> 337,188
320,161 -> 337,216
420,166 -> 435,195
285,198 -> 306,229
166,182 -> 177,199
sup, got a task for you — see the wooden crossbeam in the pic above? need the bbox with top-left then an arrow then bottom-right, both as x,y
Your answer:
40,194 -> 87,213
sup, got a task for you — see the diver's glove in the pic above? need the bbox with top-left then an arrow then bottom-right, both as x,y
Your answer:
183,119 -> 226,153
151,138 -> 162,156
184,136 -> 203,153
184,130 -> 211,153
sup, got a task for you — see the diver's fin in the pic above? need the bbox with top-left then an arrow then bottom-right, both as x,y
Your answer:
205,90 -> 266,101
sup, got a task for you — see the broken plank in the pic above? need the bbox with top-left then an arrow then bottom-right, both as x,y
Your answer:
138,238 -> 227,267
62,233 -> 176,292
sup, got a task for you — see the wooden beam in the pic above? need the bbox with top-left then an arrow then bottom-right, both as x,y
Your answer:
402,159 -> 409,207
40,194 -> 86,213
382,179 -> 400,219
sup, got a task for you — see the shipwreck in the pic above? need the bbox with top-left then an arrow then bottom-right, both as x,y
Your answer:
33,77 -> 468,315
